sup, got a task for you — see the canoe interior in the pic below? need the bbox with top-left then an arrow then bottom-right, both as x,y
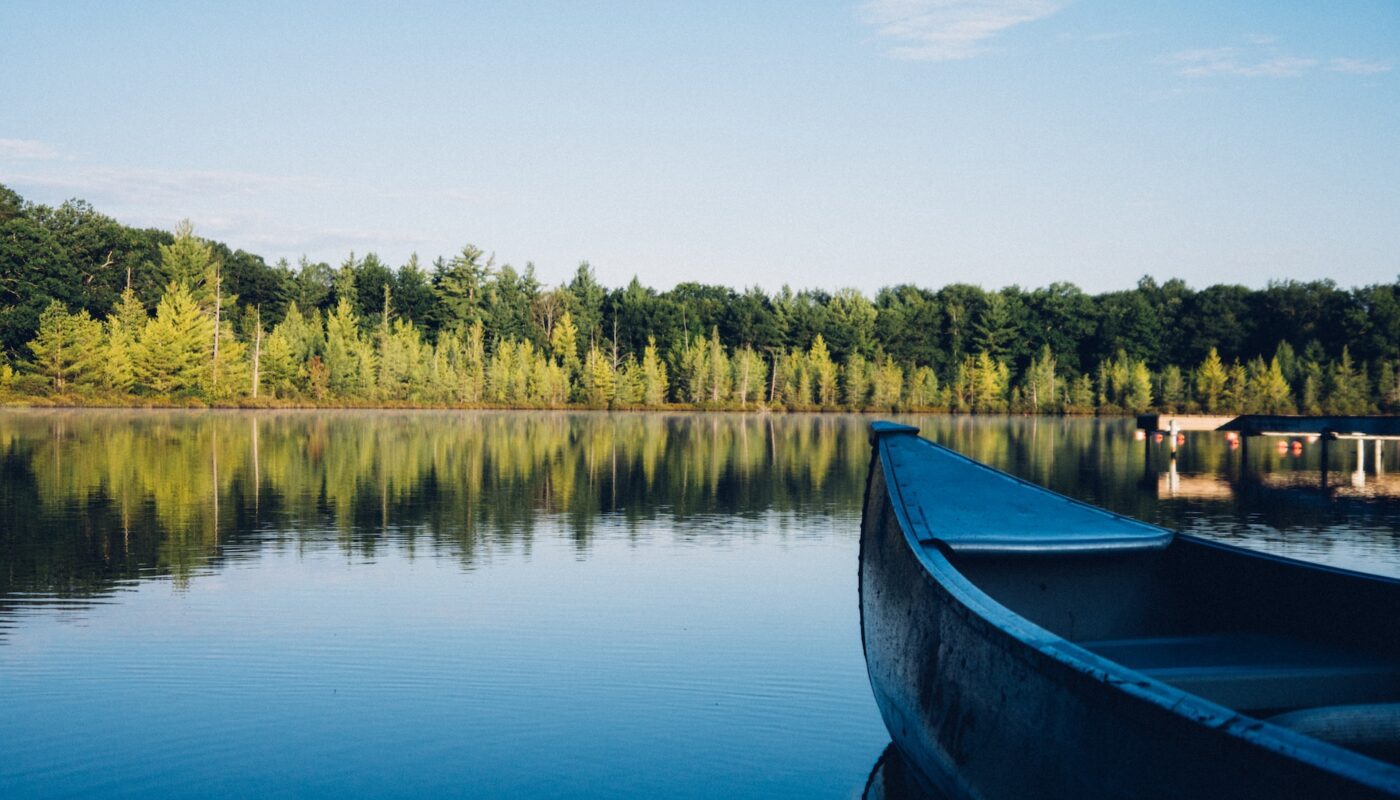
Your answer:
949,531 -> 1400,720
862,426 -> 1400,797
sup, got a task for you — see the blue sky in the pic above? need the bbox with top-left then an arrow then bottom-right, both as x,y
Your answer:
1,1 -> 1395,293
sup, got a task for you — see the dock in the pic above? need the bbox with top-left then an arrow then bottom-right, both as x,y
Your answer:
1138,413 -> 1400,489
1138,414 -> 1400,440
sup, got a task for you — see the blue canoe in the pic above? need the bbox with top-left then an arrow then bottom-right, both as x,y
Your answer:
860,422 -> 1400,799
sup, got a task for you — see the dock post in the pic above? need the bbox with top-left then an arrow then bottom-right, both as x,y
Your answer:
1169,419 -> 1179,455
1377,439 -> 1385,476
1353,438 -> 1367,488
1320,434 -> 1329,488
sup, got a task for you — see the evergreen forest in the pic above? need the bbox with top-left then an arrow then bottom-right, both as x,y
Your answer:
2,184 -> 1398,415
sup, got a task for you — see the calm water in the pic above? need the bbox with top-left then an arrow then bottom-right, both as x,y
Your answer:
2,411 -> 1398,799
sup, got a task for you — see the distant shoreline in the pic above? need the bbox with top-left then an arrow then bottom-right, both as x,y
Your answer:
0,396 -> 1118,416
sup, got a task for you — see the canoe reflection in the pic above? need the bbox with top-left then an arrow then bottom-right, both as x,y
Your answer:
862,744 -> 947,800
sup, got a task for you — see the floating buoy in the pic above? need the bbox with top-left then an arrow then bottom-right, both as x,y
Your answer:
1153,432 -> 1163,442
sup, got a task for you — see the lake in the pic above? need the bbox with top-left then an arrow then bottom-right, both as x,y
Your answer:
2,411 -> 1398,799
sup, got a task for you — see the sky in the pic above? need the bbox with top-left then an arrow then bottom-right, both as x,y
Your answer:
1,1 -> 1396,294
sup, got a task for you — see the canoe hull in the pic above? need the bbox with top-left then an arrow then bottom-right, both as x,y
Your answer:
859,438 -> 1400,799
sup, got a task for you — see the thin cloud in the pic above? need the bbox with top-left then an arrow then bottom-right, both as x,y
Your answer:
6,160 -> 448,260
1082,30 -> 1131,42
1163,38 -> 1389,80
860,0 -> 1064,62
0,138 -> 63,160
5,164 -> 321,205
1327,57 -> 1392,75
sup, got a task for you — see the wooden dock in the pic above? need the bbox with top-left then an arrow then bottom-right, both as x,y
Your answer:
1138,414 -> 1400,440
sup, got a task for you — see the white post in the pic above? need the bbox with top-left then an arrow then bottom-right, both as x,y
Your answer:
1353,438 -> 1366,488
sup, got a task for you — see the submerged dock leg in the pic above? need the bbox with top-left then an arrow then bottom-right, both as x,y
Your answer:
1377,439 -> 1385,476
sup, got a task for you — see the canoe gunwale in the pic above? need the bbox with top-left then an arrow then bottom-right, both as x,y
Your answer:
863,423 -> 1400,795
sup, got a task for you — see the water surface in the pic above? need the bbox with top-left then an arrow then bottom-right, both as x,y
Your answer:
1,411 -> 1397,798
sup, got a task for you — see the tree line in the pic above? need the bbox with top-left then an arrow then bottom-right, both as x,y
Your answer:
2,184 -> 1399,414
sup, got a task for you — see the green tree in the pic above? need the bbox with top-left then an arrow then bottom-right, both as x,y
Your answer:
1124,360 -> 1153,413
732,346 -> 766,406
260,325 -> 299,397
1195,348 -> 1228,413
1159,365 -> 1186,413
324,298 -> 372,397
1023,344 -> 1058,413
1066,373 -> 1095,414
640,337 -> 668,406
27,300 -> 103,391
808,334 -> 839,407
134,282 -> 212,395
907,366 -> 940,409
1326,347 -> 1370,414
1223,361 -> 1247,414
160,220 -> 217,291
1246,356 -> 1295,414
843,353 -> 872,409
704,328 -> 732,405
581,343 -> 616,407
870,356 -> 904,411
550,310 -> 581,378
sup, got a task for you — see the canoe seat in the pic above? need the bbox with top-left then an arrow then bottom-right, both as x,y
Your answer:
1268,704 -> 1400,763
1080,634 -> 1400,713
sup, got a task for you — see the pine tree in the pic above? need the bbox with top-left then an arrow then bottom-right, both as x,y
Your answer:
808,334 -> 839,407
1378,360 -> 1400,413
582,343 -> 616,407
160,220 -> 217,291
970,351 -> 1009,412
1301,361 -> 1324,415
1256,356 -> 1295,414
678,335 -> 709,404
1223,361 -> 1247,413
704,328 -> 732,405
461,321 -> 486,403
28,300 -> 103,392
1023,344 -> 1058,413
870,356 -> 904,411
486,339 -> 516,403
134,283 -> 212,395
102,287 -> 147,394
1326,347 -> 1370,414
908,366 -> 939,409
843,353 -> 872,409
1067,373 -> 1095,414
731,346 -> 767,406
640,337 -> 668,406
1159,365 -> 1185,413
207,320 -> 249,400
613,356 -> 644,406
324,298 -> 371,397
260,326 -> 299,397
1195,348 -> 1228,413
1125,360 -> 1153,413
778,350 -> 811,409
550,311 -> 581,378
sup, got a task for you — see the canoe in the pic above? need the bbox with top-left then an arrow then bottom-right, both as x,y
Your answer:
860,422 -> 1400,799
